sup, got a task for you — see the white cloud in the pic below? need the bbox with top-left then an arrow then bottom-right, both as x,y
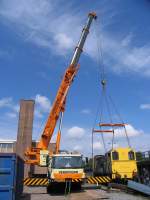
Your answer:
0,97 -> 19,117
0,119 -> 18,140
81,109 -> 91,114
105,35 -> 150,76
93,142 -> 103,150
5,112 -> 17,118
86,30 -> 150,77
0,0 -> 80,56
34,109 -> 43,119
92,124 -> 146,154
54,33 -> 73,54
35,94 -> 51,112
1,0 -> 150,77
67,126 -> 85,139
31,94 -> 51,119
0,95 -> 51,141
73,145 -> 82,151
130,133 -> 150,151
121,33 -> 133,47
140,104 -> 150,110
0,97 -> 13,108
94,124 -> 142,139
114,124 -> 142,138
12,104 -> 19,113
0,95 -> 51,121
125,125 -> 142,137
106,131 -> 150,152
85,28 -> 150,76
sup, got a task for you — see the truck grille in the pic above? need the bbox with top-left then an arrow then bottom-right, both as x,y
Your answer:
59,171 -> 78,174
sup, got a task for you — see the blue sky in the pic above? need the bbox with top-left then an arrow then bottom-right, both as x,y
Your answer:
0,0 -> 150,156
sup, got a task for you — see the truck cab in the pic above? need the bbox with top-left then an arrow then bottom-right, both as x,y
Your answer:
47,152 -> 85,185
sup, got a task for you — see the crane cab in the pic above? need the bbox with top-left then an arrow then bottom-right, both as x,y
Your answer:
40,150 -> 49,166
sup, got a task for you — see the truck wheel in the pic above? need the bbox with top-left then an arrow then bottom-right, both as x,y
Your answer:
76,182 -> 82,190
47,184 -> 51,193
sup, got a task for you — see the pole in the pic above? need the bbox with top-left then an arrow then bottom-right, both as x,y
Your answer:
92,130 -> 94,175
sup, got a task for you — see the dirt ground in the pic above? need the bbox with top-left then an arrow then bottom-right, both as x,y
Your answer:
21,186 -> 149,200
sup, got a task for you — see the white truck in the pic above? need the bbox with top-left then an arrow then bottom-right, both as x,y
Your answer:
46,152 -> 86,191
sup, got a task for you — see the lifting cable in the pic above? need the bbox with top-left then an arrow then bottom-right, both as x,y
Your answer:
93,18 -> 113,152
94,18 -> 117,150
92,17 -> 131,162
92,18 -> 108,172
93,19 -> 108,153
108,95 -> 131,147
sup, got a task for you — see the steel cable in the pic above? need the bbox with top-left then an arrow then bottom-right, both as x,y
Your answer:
92,16 -> 131,152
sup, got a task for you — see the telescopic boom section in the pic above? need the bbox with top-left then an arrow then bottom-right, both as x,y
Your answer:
38,12 -> 96,149
25,12 -> 97,164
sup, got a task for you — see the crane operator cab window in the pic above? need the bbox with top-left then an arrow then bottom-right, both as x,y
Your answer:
112,151 -> 119,160
128,151 -> 135,160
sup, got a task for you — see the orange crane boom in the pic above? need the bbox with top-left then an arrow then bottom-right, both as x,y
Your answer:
25,12 -> 97,165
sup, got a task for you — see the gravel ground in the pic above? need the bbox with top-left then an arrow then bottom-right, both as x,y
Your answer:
21,186 -> 149,200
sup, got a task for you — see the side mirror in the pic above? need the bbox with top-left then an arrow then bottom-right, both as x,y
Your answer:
82,157 -> 88,165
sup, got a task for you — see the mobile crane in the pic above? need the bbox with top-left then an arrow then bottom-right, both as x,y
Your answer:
25,12 -> 97,188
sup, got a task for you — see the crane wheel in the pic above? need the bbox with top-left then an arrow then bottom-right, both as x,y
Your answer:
46,184 -> 51,193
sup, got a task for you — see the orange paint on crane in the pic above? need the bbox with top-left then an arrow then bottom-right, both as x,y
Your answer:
25,12 -> 97,165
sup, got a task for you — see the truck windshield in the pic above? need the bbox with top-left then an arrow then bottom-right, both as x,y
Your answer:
52,156 -> 83,169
